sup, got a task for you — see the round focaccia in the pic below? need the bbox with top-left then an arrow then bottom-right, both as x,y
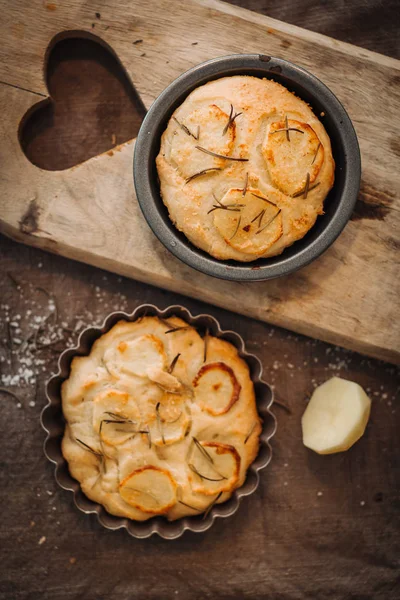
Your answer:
61,316 -> 262,521
156,75 -> 335,261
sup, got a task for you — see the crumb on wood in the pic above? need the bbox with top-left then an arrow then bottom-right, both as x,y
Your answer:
38,536 -> 46,545
69,557 -> 77,565
133,39 -> 143,45
191,42 -> 198,45
95,12 -> 101,19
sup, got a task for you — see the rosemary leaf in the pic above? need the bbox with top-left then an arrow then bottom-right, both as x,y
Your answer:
244,422 -> 257,444
168,353 -> 181,374
292,181 -> 320,198
75,438 -> 103,457
195,145 -> 248,162
303,173 -> 310,199
203,492 -> 223,520
251,193 -> 278,208
311,142 -> 321,165
242,172 -> 249,196
173,116 -> 198,140
185,168 -> 222,184
229,215 -> 242,240
193,437 -> 214,464
179,500 -> 203,512
222,104 -> 242,135
285,115 -> 290,142
156,402 -> 165,444
256,209 -> 281,235
271,127 -> 304,135
189,463 -> 226,482
165,326 -> 191,334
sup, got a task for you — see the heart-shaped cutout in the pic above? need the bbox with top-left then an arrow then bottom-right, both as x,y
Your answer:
19,32 -> 146,171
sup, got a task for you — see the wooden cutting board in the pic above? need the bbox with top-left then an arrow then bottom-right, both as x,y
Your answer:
0,0 -> 399,364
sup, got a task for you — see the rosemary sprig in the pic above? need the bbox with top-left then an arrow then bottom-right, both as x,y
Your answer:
193,437 -> 214,464
222,104 -> 243,135
207,203 -> 243,215
285,115 -> 290,142
203,491 -> 223,520
244,422 -> 257,444
242,172 -> 249,196
229,215 -> 242,240
271,122 -> 304,137
311,142 -> 321,165
256,209 -> 281,235
185,168 -> 222,184
158,316 -> 172,328
165,326 -> 191,334
251,193 -> 278,208
179,500 -> 203,512
168,353 -> 181,374
303,173 -> 310,199
251,209 -> 266,228
293,181 -> 320,198
104,411 -> 129,420
195,145 -> 248,162
156,402 -> 165,444
173,117 -> 198,140
189,463 -> 226,482
203,328 -> 209,363
75,438 -> 103,457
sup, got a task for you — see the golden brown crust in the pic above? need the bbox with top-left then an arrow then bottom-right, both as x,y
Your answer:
61,316 -> 261,521
156,75 -> 335,261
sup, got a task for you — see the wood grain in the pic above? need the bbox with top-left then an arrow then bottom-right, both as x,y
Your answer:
0,0 -> 399,364
0,235 -> 399,600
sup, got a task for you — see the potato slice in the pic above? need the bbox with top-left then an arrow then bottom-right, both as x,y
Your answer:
188,440 -> 240,495
170,104 -> 236,179
262,118 -> 324,196
149,395 -> 191,446
302,377 -> 372,454
119,466 -> 177,513
193,362 -> 241,415
213,188 -> 283,256
93,389 -> 140,446
103,334 -> 166,379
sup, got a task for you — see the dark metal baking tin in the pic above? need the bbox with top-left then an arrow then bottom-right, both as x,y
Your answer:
41,304 -> 276,539
133,54 -> 361,281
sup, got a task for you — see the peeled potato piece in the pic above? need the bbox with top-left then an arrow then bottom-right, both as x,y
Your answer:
188,440 -> 240,495
119,466 -> 177,514
193,361 -> 241,415
302,377 -> 371,454
213,187 -> 283,256
263,118 -> 324,196
103,334 -> 166,379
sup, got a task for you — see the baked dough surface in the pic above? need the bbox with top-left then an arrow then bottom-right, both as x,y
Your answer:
61,316 -> 261,521
156,75 -> 335,261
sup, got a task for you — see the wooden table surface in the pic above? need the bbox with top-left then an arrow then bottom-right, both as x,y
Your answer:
0,2 -> 399,599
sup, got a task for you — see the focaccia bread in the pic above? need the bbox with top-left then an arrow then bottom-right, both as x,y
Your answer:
61,316 -> 261,521
156,75 -> 335,261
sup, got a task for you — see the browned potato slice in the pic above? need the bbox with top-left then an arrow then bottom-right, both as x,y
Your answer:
119,466 -> 177,513
170,104 -> 237,179
193,361 -> 241,415
93,389 -> 140,446
103,334 -> 166,379
213,187 -> 283,256
262,118 -> 324,196
188,440 -> 240,495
